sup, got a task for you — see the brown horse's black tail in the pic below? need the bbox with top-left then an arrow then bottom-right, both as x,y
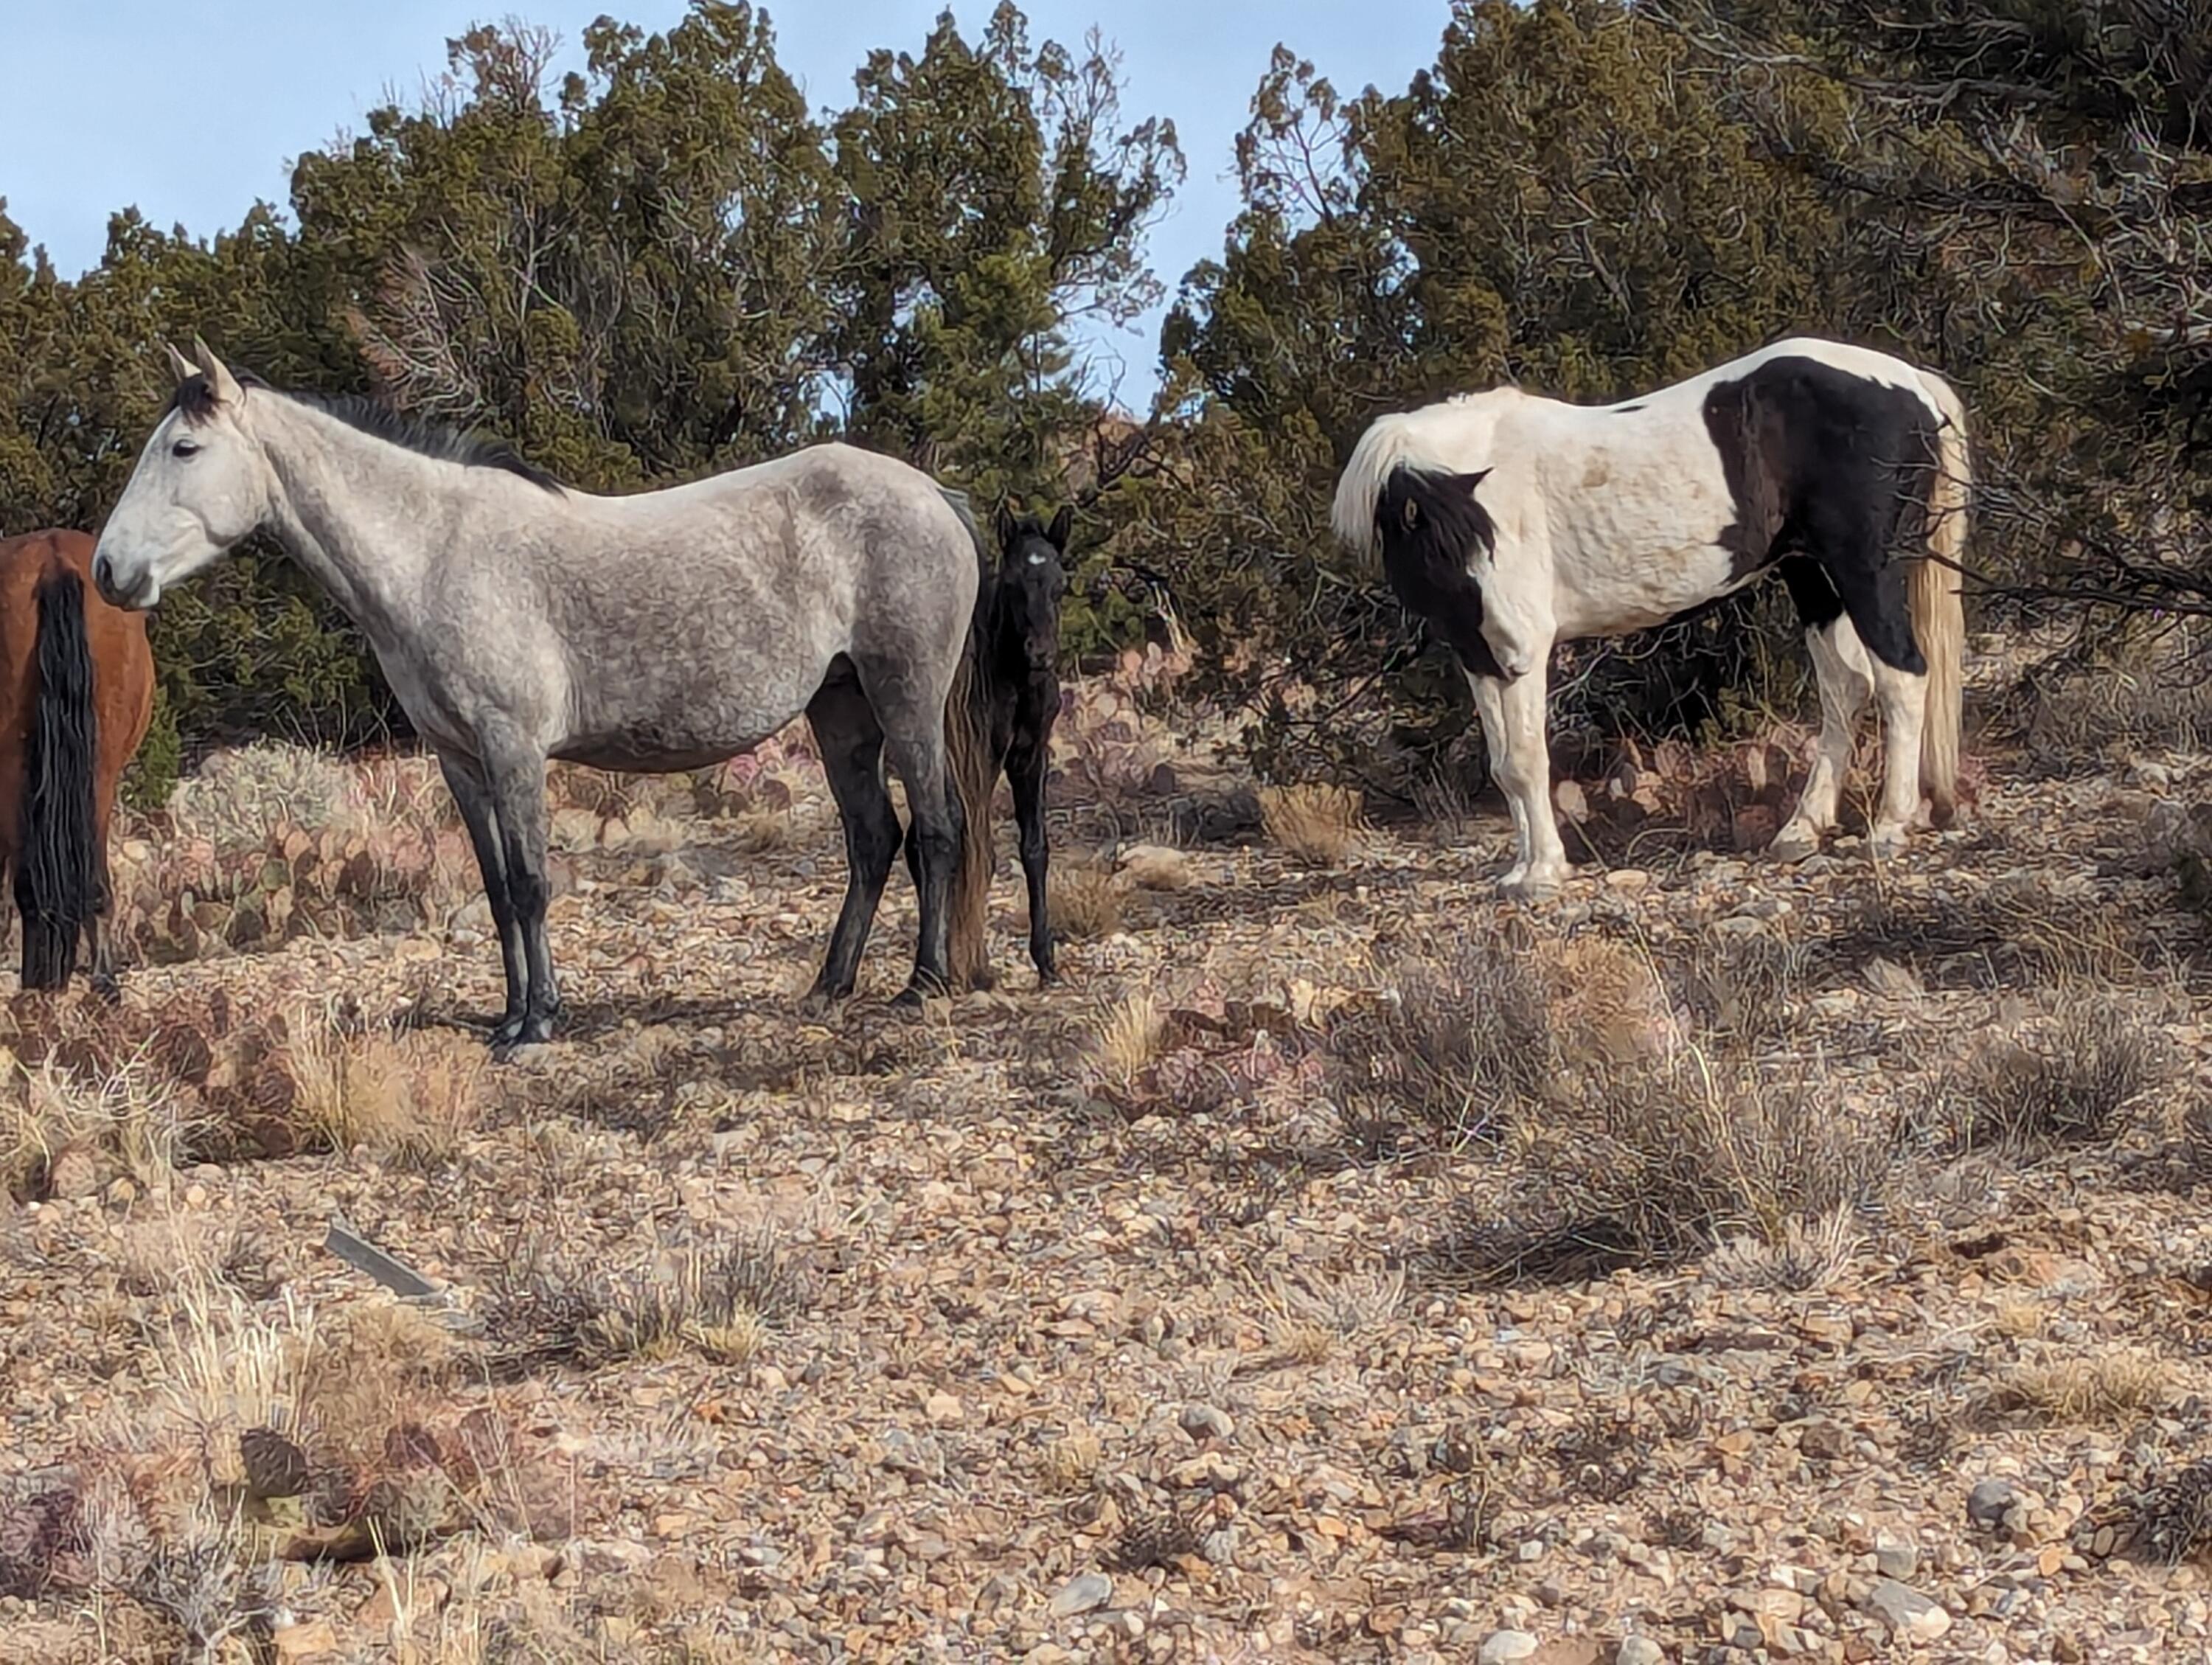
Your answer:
17,567 -> 100,990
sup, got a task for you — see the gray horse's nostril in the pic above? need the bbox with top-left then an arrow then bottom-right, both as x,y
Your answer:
94,555 -> 114,596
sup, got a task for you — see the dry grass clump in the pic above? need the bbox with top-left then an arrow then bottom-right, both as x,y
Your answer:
1825,875 -> 2151,991
1324,931 -> 1561,1141
1673,925 -> 1804,1047
1048,855 -> 1126,942
1091,991 -> 1166,1088
1934,1003 -> 2174,1156
2016,629 -> 2212,759
1327,928 -> 1679,1150
1252,1264 -> 1405,1363
279,1009 -> 487,1169
1037,1430 -> 1103,1494
1705,1208 -> 1860,1293
1434,1049 -> 1896,1282
0,1043 -> 197,1203
491,1228 -> 811,1371
1259,782 -> 1363,865
1977,1349 -> 2184,1425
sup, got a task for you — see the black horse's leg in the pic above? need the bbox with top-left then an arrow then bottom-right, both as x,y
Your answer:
442,752 -> 540,1046
1007,734 -> 1054,983
804,662 -> 900,1012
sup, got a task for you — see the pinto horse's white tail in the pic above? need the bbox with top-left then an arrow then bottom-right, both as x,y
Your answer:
1913,369 -> 1970,827
1333,412 -> 1433,559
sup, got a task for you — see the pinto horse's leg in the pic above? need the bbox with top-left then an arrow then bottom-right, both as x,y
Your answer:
1008,734 -> 1054,983
1812,527 -> 1932,858
804,662 -> 900,1013
1863,658 -> 1931,855
1773,559 -> 1874,862
1470,657 -> 1568,901
439,755 -> 529,1044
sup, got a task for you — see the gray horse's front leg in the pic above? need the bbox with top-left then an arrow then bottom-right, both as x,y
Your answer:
439,755 -> 530,1045
486,750 -> 560,1047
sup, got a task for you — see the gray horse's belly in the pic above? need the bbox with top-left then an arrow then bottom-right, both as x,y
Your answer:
552,734 -> 769,774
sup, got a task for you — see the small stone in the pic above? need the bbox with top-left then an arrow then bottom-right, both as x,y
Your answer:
44,1143 -> 103,1201
1478,1630 -> 1540,1665
1861,1578 -> 1951,1644
1966,1478 -> 2017,1529
1874,1537 -> 1919,1579
272,1619 -> 339,1658
1178,1402 -> 1234,1443
1048,1571 -> 1112,1619
925,1391 -> 964,1425
1615,1640 -> 1665,1665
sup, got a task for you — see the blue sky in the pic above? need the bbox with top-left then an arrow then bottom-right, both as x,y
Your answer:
0,1 -> 1453,406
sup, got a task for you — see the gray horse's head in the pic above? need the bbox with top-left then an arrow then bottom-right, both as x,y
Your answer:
95,338 -> 273,609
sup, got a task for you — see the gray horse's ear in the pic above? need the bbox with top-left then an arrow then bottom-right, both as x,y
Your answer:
191,336 -> 244,406
163,341 -> 196,386
1046,504 -> 1072,551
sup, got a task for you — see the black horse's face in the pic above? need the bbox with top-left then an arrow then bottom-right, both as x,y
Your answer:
996,502 -> 1072,604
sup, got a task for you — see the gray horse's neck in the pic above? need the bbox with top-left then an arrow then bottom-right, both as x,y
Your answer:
248,397 -> 465,644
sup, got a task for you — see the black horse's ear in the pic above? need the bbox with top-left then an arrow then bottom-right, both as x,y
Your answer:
1046,504 -> 1073,551
992,498 -> 1018,550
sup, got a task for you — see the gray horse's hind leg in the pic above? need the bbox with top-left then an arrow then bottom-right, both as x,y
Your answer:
804,663 -> 902,1011
873,689 -> 960,1008
440,754 -> 529,1043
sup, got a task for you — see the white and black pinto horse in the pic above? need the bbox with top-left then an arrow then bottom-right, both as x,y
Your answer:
1333,336 -> 1969,899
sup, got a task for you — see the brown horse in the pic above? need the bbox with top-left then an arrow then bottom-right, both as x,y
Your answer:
0,530 -> 156,993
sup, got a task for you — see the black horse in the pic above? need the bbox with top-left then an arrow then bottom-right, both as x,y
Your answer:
908,501 -> 1071,987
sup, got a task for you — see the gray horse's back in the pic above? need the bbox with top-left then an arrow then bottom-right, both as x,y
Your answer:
536,442 -> 978,770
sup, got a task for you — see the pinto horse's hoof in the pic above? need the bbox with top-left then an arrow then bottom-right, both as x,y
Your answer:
1498,870 -> 1565,905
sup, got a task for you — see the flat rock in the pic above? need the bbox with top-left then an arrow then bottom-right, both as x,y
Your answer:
1048,1571 -> 1113,1619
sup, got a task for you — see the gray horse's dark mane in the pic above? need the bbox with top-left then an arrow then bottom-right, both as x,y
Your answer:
168,371 -> 565,495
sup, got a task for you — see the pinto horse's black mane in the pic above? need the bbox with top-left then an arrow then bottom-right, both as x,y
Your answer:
168,371 -> 565,496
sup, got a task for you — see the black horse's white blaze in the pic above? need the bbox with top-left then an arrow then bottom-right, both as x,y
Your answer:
1334,336 -> 1970,898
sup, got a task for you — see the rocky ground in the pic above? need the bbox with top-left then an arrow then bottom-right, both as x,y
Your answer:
4,645 -> 2212,1664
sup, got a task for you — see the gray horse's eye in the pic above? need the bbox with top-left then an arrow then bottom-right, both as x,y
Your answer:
172,439 -> 201,459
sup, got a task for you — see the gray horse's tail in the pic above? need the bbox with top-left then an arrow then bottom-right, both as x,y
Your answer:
936,487 -> 1002,991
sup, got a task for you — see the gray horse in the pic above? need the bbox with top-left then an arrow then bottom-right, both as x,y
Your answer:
94,339 -> 998,1046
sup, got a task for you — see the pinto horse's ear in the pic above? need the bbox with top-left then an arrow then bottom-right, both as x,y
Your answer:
163,341 -> 197,386
1456,468 -> 1493,495
1046,504 -> 1073,551
190,336 -> 244,406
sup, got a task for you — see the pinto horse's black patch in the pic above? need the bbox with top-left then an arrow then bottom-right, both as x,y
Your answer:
1375,466 -> 1506,681
1700,355 -> 1942,674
